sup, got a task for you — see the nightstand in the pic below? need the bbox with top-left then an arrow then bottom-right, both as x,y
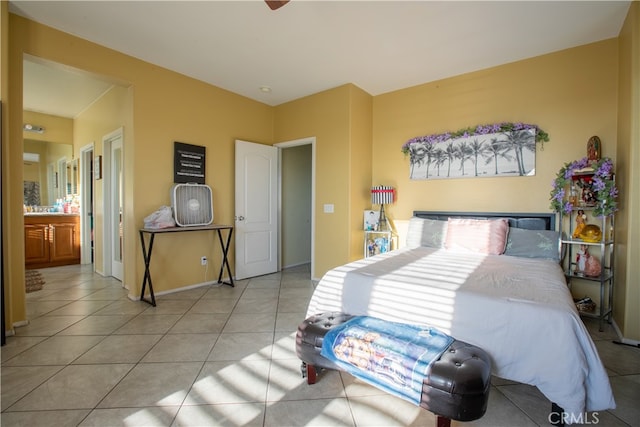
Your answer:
364,230 -> 396,258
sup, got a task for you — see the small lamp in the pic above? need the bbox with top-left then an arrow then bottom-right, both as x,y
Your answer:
371,185 -> 395,231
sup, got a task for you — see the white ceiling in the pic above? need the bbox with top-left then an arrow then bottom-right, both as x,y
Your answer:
12,0 -> 631,118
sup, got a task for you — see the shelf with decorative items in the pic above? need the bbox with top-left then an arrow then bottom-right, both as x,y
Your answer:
364,230 -> 397,258
364,185 -> 398,258
550,155 -> 617,331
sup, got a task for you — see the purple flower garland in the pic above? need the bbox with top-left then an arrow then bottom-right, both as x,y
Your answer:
401,122 -> 549,154
550,157 -> 618,217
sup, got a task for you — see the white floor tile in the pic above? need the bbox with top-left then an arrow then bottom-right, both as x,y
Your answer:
3,263 -> 636,427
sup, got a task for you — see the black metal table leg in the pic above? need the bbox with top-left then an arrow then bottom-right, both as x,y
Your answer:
138,225 -> 234,305
216,228 -> 234,287
139,230 -> 157,306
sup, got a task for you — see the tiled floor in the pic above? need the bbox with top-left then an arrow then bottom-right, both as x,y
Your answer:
2,264 -> 639,426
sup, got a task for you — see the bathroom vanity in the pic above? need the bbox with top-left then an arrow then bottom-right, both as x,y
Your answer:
25,213 -> 80,268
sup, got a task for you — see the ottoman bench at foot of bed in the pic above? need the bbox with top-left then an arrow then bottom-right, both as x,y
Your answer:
295,312 -> 492,426
296,311 -> 355,383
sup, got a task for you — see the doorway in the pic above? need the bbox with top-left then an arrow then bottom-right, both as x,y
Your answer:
79,144 -> 94,265
275,137 -> 315,278
102,128 -> 124,281
234,137 -> 315,280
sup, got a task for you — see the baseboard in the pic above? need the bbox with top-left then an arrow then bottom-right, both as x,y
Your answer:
282,261 -> 311,269
6,319 -> 30,337
612,319 -> 640,347
128,278 -> 231,302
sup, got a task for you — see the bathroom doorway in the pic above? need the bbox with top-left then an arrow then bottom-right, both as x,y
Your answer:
80,143 -> 95,265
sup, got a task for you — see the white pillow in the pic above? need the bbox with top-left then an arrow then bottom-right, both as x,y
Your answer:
406,217 -> 447,248
444,218 -> 509,255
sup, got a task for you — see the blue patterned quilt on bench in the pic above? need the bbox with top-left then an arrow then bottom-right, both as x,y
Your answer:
320,316 -> 454,405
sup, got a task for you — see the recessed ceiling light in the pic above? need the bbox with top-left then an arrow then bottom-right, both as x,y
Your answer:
259,86 -> 272,93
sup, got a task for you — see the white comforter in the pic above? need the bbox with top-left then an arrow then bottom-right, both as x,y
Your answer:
306,247 -> 615,417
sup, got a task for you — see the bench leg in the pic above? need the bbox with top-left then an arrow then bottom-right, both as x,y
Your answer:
436,416 -> 451,427
300,362 -> 318,385
306,364 -> 317,384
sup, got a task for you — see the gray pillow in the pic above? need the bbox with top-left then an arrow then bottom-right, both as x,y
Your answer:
504,228 -> 560,261
406,217 -> 447,248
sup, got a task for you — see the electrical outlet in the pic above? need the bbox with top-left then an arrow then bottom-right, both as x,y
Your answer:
201,256 -> 208,266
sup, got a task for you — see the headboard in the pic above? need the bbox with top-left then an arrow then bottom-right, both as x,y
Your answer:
413,211 -> 556,231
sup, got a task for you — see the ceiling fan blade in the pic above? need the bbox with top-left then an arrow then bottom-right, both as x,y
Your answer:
265,0 -> 290,11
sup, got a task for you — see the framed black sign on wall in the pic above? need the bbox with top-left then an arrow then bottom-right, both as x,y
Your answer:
174,141 -> 205,184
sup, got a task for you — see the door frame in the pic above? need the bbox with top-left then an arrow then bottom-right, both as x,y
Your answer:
274,137 -> 316,279
79,143 -> 94,266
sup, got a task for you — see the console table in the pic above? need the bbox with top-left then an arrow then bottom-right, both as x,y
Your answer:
139,224 -> 234,306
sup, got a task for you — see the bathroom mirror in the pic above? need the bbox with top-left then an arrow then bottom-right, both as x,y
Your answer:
23,139 -> 72,206
67,158 -> 79,196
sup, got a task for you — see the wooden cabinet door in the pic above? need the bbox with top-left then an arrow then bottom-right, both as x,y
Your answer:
50,222 -> 80,263
25,223 -> 50,266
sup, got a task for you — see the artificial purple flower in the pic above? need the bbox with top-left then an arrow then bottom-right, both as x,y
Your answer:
575,157 -> 589,170
404,122 -> 546,153
592,176 -> 606,191
596,160 -> 613,177
564,168 -> 574,180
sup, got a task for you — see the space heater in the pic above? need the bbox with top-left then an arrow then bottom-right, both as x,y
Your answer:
171,183 -> 214,226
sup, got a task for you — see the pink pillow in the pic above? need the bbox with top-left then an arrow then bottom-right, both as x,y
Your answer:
445,218 -> 509,255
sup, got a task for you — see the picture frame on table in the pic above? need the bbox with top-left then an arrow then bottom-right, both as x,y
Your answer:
364,210 -> 379,231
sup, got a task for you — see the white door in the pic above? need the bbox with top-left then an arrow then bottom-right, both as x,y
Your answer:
235,140 -> 278,280
103,129 -> 123,281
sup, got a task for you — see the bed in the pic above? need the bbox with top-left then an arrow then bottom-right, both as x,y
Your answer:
306,211 -> 615,420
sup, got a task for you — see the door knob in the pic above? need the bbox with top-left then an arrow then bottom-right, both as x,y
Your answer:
236,216 -> 245,221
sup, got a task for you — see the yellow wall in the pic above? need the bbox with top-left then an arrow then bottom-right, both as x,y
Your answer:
0,1 -> 7,336
23,110 -> 72,144
274,85 -> 353,277
73,84 -> 131,275
373,40 -> 618,220
347,86 -> 374,262
615,1 -> 640,341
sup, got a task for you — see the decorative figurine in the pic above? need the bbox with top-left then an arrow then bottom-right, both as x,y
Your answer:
575,244 -> 602,277
579,224 -> 603,243
569,183 -> 579,205
584,252 -> 602,277
576,245 -> 588,274
368,239 -> 377,257
573,210 -> 587,239
576,178 -> 597,206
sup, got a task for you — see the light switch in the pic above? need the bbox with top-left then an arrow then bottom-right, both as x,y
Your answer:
323,204 -> 334,213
